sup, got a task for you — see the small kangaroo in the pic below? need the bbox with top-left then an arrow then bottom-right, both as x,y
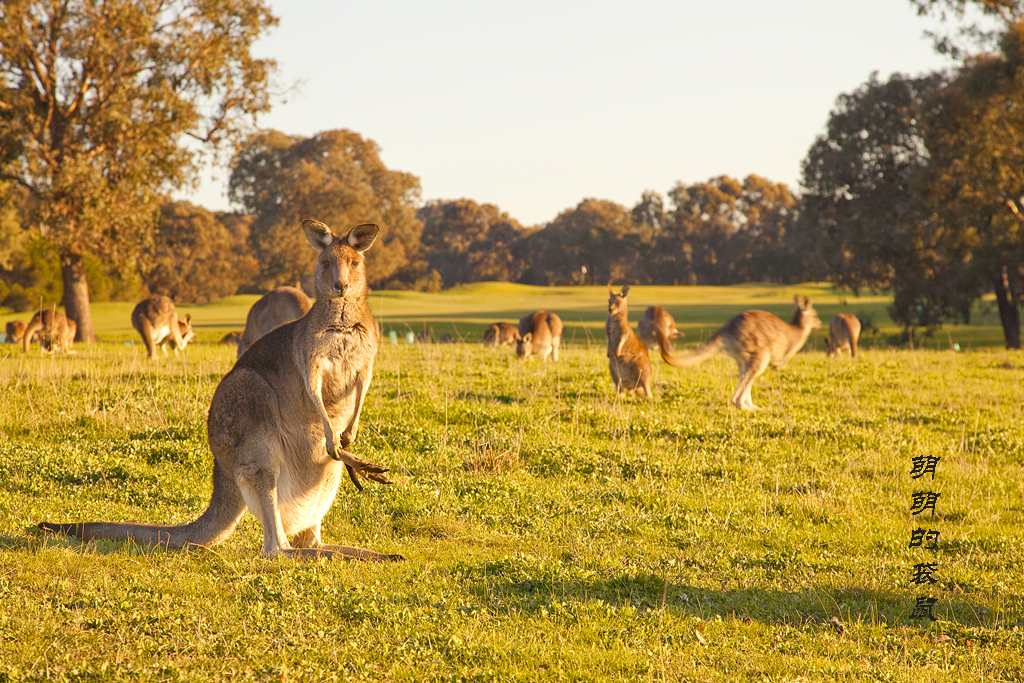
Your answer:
22,307 -> 75,354
605,284 -> 652,397
40,220 -> 400,561
131,296 -> 195,359
636,305 -> 683,357
220,331 -> 243,346
6,319 -> 29,345
825,314 -> 861,359
237,286 -> 312,359
482,322 -> 521,347
662,295 -> 822,410
517,311 -> 563,361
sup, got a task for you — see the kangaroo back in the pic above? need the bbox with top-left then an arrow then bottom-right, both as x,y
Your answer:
238,286 -> 312,359
517,310 -> 561,361
827,313 -> 861,358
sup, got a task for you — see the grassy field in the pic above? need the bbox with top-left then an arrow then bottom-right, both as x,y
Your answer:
1,284 -> 1023,681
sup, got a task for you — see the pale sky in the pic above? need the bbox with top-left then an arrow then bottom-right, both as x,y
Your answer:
179,0 -> 955,226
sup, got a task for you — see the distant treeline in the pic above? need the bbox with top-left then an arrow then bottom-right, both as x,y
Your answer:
0,128 -> 822,310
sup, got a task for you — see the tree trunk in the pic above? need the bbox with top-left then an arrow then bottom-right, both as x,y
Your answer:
993,267 -> 1021,349
61,251 -> 97,343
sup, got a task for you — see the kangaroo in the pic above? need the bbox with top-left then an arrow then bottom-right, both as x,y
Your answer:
22,307 -> 74,354
482,322 -> 521,347
220,331 -> 243,346
131,296 -> 195,359
5,319 -> 28,344
636,305 -> 683,357
826,314 -> 861,359
39,220 -> 401,562
661,295 -> 822,410
516,311 -> 563,361
606,284 -> 652,397
237,286 -> 312,359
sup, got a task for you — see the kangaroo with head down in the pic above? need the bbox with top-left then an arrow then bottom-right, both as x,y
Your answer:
517,311 -> 563,361
22,307 -> 75,354
40,220 -> 401,562
605,284 -> 652,397
482,322 -> 521,348
636,305 -> 683,358
825,314 -> 861,359
132,296 -> 195,359
661,295 -> 821,410
237,286 -> 312,359
6,320 -> 28,345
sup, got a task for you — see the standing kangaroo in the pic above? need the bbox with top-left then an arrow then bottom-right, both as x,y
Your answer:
40,220 -> 401,562
516,311 -> 563,361
605,284 -> 652,397
131,296 -> 195,359
482,322 -> 521,347
661,295 -> 821,410
825,314 -> 861,359
636,305 -> 683,357
22,307 -> 75,354
237,286 -> 312,359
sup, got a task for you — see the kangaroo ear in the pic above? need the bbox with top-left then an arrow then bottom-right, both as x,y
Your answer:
522,332 -> 532,343
620,284 -> 630,298
607,281 -> 615,295
303,219 -> 335,251
804,297 -> 813,308
345,224 -> 380,252
185,314 -> 192,324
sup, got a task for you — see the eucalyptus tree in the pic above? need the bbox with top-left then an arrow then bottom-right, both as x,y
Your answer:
0,0 -> 277,340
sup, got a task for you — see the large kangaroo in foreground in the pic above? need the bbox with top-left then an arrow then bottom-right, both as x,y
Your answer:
825,313 -> 861,359
237,286 -> 312,359
516,311 -> 563,361
605,284 -> 652,397
131,296 -> 195,359
662,295 -> 821,410
22,308 -> 75,354
40,220 -> 401,562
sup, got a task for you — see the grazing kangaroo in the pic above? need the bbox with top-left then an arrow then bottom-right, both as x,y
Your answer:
517,311 -> 563,361
39,220 -> 400,562
131,296 -> 195,359
662,295 -> 822,410
637,305 -> 683,357
22,308 -> 75,354
605,284 -> 652,397
220,331 -> 243,346
826,314 -> 861,359
237,286 -> 312,359
482,322 -> 521,347
5,319 -> 28,344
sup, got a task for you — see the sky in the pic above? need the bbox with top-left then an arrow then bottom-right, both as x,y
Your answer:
177,0 -> 957,226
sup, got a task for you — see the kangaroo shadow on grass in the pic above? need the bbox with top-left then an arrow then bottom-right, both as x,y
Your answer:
461,562 -> 1022,630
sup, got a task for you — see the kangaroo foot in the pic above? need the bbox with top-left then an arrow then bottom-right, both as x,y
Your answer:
335,447 -> 391,486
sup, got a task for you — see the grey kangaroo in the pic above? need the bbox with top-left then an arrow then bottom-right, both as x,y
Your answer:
40,220 -> 401,562
605,284 -> 653,397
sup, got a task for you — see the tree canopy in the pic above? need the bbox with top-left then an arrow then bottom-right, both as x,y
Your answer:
0,0 -> 277,339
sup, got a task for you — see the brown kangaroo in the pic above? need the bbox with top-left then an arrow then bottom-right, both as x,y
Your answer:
131,296 -> 195,359
636,305 -> 683,357
5,319 -> 28,345
22,307 -> 75,354
826,314 -> 861,359
40,220 -> 401,562
605,284 -> 652,397
662,295 -> 821,410
516,311 -> 563,361
237,286 -> 312,359
220,331 -> 243,346
482,322 -> 521,347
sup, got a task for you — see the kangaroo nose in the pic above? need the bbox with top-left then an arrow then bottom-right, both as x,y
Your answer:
334,282 -> 347,296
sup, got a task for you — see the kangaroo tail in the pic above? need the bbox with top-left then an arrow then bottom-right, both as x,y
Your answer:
661,335 -> 725,368
139,316 -> 157,359
39,462 -> 245,549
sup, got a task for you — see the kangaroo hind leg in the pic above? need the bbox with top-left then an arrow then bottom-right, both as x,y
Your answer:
737,354 -> 771,410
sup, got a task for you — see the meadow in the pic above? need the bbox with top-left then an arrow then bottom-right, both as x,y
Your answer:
0,283 -> 1022,681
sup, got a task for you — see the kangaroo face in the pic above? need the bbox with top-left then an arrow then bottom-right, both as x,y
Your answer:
607,283 -> 630,317
304,220 -> 379,301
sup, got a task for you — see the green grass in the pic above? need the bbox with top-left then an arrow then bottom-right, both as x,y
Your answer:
0,285 -> 1023,680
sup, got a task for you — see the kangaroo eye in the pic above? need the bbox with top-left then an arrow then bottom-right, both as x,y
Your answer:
351,260 -> 359,268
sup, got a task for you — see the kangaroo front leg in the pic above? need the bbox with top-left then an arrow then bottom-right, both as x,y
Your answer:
305,363 -> 341,460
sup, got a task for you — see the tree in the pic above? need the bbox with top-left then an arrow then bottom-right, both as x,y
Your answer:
140,201 -> 259,304
0,0 -> 277,340
228,129 -> 425,290
416,199 -> 530,286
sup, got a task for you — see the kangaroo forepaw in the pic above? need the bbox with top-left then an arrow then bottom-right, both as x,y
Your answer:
337,448 -> 392,487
